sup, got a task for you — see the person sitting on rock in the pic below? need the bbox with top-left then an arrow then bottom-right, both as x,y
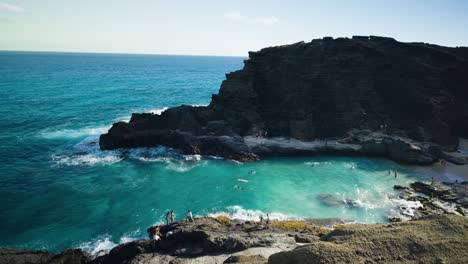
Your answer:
187,210 -> 194,222
170,210 -> 175,223
153,226 -> 161,241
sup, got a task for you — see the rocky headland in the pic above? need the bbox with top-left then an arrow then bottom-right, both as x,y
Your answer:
100,36 -> 468,165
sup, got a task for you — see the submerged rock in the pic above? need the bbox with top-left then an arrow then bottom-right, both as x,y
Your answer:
100,36 -> 468,165
316,194 -> 358,207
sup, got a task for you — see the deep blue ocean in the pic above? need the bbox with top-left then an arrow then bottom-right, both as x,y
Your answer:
0,51 -> 429,254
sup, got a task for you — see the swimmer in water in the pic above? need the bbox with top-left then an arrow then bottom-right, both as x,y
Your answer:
248,169 -> 255,175
394,171 -> 398,178
234,185 -> 244,191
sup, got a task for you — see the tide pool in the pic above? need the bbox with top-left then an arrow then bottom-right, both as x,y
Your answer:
0,52 -> 426,253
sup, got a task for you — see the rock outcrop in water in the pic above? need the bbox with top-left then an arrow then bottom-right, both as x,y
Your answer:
100,36 -> 468,164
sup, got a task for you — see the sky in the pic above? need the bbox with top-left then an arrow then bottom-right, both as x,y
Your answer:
0,0 -> 467,56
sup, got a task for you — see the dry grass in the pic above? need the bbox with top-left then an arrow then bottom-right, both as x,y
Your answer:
215,216 -> 233,226
271,220 -> 328,234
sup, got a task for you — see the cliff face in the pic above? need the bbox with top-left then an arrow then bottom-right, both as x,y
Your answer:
100,36 -> 468,164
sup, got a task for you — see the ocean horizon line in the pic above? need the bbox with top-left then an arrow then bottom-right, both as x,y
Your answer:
0,49 -> 248,58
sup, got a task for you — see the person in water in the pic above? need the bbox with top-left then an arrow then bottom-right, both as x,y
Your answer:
165,211 -> 170,225
234,185 -> 244,191
170,210 -> 175,223
394,171 -> 398,178
388,170 -> 392,175
187,210 -> 194,222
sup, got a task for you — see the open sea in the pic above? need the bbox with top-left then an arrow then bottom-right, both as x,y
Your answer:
0,51 -> 431,254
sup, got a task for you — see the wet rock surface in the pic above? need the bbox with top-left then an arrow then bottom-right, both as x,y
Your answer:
100,36 -> 468,165
392,181 -> 468,220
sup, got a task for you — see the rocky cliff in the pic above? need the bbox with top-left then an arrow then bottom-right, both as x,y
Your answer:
100,36 -> 468,164
3,214 -> 467,264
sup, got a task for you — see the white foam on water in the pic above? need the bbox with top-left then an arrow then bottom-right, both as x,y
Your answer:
352,187 -> 383,209
40,126 -> 110,139
208,205 -> 295,222
52,154 -> 122,166
433,200 -> 461,215
304,161 -> 332,166
147,107 -> 168,115
386,195 -> 423,221
115,115 -> 131,123
78,235 -> 117,257
78,229 -> 143,257
51,136 -> 122,166
344,162 -> 357,169
165,160 -> 206,172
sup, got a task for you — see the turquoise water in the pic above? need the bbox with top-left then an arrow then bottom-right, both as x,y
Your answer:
0,51 -> 422,253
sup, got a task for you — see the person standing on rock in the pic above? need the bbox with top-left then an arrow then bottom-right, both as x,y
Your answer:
259,215 -> 264,224
165,211 -> 170,225
266,214 -> 270,225
187,210 -> 194,222
170,210 -> 175,223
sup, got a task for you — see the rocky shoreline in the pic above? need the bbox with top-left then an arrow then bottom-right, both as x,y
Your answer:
100,36 -> 468,165
2,180 -> 467,264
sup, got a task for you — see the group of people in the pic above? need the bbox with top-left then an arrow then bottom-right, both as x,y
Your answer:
388,170 -> 398,178
259,214 -> 271,225
152,210 -> 195,241
165,210 -> 194,225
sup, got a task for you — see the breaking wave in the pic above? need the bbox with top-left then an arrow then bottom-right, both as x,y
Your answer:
147,107 -> 168,115
40,126 -> 110,139
77,229 -> 142,257
208,205 -> 296,221
51,136 -> 205,168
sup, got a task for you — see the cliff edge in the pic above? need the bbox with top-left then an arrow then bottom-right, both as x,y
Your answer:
100,36 -> 468,164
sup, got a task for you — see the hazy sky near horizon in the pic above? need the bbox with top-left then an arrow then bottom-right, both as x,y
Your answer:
1,0 -> 467,56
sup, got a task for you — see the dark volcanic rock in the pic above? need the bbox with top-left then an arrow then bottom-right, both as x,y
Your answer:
0,248 -> 89,264
100,37 -> 468,164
